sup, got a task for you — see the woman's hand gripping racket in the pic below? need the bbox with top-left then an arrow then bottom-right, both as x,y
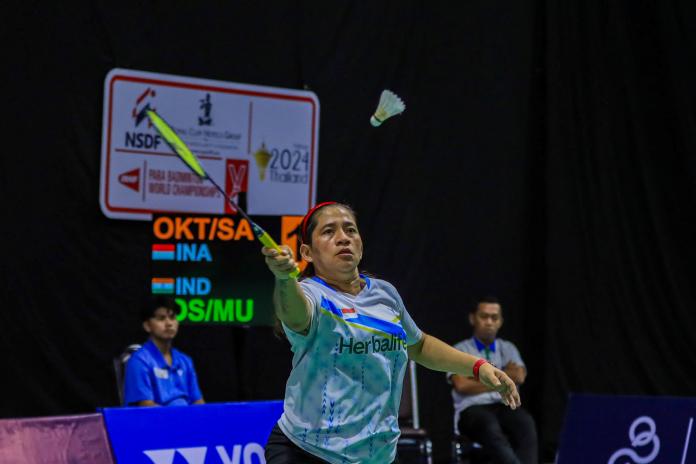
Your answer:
146,109 -> 300,279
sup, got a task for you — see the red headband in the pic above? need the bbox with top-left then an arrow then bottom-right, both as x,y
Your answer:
301,201 -> 337,242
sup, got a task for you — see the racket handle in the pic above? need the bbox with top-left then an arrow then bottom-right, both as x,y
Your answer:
258,231 -> 301,279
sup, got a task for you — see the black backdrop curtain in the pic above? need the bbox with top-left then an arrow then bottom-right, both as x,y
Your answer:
2,1 -> 694,460
542,0 -> 696,453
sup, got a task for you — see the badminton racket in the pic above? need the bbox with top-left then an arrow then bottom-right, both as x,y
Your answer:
146,109 -> 300,279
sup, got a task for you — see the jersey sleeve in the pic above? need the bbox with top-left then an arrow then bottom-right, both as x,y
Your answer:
400,306 -> 423,346
388,283 -> 423,346
123,356 -> 154,405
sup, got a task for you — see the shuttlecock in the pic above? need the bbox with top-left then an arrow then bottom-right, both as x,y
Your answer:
370,90 -> 406,127
253,142 -> 272,180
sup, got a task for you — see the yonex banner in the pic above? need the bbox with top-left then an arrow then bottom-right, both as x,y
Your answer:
557,394 -> 696,464
102,401 -> 283,464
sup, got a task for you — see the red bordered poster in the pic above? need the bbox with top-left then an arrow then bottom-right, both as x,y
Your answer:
100,68 -> 319,220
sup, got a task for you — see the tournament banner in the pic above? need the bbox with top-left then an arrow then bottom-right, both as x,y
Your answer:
100,68 -> 319,220
102,401 -> 283,464
556,394 -> 696,464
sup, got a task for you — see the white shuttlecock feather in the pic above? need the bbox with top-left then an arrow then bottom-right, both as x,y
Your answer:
370,90 -> 406,127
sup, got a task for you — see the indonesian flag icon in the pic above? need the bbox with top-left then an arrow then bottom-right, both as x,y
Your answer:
341,308 -> 358,320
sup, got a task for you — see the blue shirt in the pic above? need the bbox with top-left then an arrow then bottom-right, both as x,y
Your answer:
123,340 -> 203,406
278,275 -> 423,464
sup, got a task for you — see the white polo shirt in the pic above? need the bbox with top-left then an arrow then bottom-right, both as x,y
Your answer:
447,337 -> 525,433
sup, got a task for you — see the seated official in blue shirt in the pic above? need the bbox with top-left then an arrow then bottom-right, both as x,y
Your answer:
448,296 -> 537,464
123,296 -> 204,407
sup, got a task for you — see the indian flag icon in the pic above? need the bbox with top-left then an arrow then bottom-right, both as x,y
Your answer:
152,278 -> 175,294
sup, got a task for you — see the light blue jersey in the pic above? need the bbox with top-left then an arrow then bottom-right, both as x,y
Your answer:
278,275 -> 423,464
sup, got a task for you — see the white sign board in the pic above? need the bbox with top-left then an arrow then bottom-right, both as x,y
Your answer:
100,68 -> 319,220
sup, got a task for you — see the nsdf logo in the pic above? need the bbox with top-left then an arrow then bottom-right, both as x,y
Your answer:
125,86 -> 162,149
143,442 -> 265,464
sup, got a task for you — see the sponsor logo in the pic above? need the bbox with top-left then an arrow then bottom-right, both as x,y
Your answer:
224,160 -> 248,214
337,335 -> 406,355
198,93 -> 213,126
143,442 -> 265,464
132,87 -> 156,128
252,143 -> 271,182
124,87 -> 163,150
119,168 -> 140,192
608,416 -> 660,464
125,131 -> 162,149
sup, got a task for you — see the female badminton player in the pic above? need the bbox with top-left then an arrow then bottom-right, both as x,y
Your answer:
262,202 -> 520,464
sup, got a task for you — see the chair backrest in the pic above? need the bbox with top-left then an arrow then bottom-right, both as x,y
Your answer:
399,360 -> 421,429
113,344 -> 141,405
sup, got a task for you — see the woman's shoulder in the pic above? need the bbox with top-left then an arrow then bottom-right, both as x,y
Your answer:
299,276 -> 326,293
367,277 -> 404,301
367,275 -> 397,291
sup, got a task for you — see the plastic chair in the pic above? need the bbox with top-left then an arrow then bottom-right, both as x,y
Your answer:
112,344 -> 141,405
451,432 -> 488,463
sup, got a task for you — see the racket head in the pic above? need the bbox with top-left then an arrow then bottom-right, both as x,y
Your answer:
146,109 -> 207,178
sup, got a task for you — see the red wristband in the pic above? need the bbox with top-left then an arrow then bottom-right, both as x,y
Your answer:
472,359 -> 488,381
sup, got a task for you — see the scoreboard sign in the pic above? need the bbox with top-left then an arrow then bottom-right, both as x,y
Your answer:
100,68 -> 319,220
151,214 -> 306,326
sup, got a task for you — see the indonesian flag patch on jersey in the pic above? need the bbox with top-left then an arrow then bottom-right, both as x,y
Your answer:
341,307 -> 358,320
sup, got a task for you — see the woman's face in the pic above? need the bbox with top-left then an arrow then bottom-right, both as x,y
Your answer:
301,206 -> 363,277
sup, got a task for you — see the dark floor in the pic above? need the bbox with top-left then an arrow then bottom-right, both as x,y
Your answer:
398,445 -> 555,464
